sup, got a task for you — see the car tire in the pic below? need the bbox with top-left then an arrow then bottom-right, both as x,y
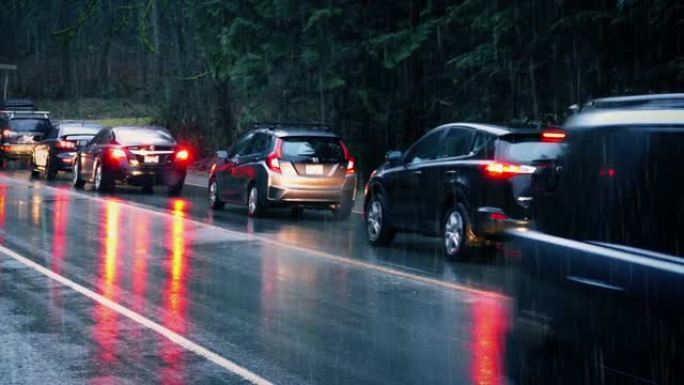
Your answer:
29,156 -> 39,179
247,183 -> 267,218
167,182 -> 183,197
291,207 -> 304,219
208,178 -> 224,210
333,195 -> 354,220
44,154 -> 57,180
366,192 -> 396,246
94,161 -> 112,193
72,157 -> 85,188
442,203 -> 474,260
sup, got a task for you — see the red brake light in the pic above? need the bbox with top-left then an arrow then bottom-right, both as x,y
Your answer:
176,149 -> 189,161
542,128 -> 566,142
339,141 -> 356,175
599,168 -> 616,177
109,148 -> 127,160
484,162 -> 536,179
56,140 -> 76,150
266,138 -> 283,173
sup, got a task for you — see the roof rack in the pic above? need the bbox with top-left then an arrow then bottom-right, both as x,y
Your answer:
0,110 -> 50,119
251,122 -> 332,131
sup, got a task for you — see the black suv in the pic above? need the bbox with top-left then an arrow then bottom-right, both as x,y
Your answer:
0,110 -> 52,168
507,94 -> 684,384
364,122 -> 566,259
208,123 -> 358,219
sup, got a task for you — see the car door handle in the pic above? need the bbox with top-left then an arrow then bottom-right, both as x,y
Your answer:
412,170 -> 423,175
445,170 -> 457,175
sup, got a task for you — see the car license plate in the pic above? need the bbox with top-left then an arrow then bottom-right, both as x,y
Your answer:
306,164 -> 324,175
144,155 -> 159,164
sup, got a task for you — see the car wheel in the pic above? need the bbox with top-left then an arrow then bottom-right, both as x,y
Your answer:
291,207 -> 304,219
247,183 -> 266,217
366,193 -> 396,246
208,178 -> 224,210
442,203 -> 473,260
29,156 -> 39,179
44,154 -> 57,180
94,162 -> 112,192
167,182 -> 183,197
72,157 -> 85,188
333,195 -> 354,220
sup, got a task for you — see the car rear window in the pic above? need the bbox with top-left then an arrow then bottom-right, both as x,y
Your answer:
115,128 -> 175,145
496,139 -> 565,163
8,118 -> 52,132
281,137 -> 345,161
59,124 -> 102,137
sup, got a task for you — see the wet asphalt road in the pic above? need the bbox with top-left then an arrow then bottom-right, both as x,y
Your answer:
0,169 -> 516,384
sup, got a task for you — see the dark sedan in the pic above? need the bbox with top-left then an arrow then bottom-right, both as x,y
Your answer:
30,121 -> 103,179
72,126 -> 189,195
364,122 -> 565,259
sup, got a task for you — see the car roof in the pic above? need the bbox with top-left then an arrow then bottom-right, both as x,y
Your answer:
434,122 -> 510,136
566,109 -> 684,129
56,120 -> 103,128
584,93 -> 684,110
250,122 -> 339,138
111,125 -> 169,132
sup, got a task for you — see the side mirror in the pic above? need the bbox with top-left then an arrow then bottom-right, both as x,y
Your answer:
386,150 -> 403,166
216,150 -> 228,160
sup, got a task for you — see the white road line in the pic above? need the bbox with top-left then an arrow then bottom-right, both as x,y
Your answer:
0,243 -> 273,385
184,179 -> 364,214
1,175 -> 505,299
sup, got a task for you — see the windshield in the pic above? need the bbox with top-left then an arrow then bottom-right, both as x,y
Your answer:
8,118 -> 52,132
281,137 -> 345,161
114,128 -> 175,145
496,140 -> 565,163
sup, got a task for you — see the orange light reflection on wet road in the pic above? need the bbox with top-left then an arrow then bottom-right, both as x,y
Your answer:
92,200 -> 121,366
0,186 -> 6,243
160,199 -> 190,385
471,299 -> 509,385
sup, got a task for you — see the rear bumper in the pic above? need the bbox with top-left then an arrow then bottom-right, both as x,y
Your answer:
267,174 -> 357,206
113,166 -> 187,187
474,207 -> 531,238
1,144 -> 35,158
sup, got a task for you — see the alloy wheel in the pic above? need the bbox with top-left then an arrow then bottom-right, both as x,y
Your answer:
248,186 -> 258,214
367,200 -> 383,241
209,180 -> 218,206
444,210 -> 464,256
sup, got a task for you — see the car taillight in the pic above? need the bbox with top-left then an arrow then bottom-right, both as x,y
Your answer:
483,162 -> 536,179
109,148 -> 127,160
2,129 -> 11,137
56,140 -> 76,150
542,128 -> 566,142
176,149 -> 189,161
266,138 -> 283,173
339,141 -> 356,175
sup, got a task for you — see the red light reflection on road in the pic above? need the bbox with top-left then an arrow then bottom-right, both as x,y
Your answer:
0,185 -> 6,243
471,299 -> 509,385
132,212 -> 150,311
48,192 -> 71,319
160,199 -> 190,385
92,200 -> 121,365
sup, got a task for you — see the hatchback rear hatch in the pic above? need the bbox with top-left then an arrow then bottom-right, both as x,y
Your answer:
3,118 -> 52,144
278,136 -> 349,188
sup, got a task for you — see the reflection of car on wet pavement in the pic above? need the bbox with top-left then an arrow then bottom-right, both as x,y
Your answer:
0,109 -> 52,168
72,126 -> 189,195
208,122 -> 358,219
363,122 -> 566,259
30,120 -> 103,179
507,94 -> 684,385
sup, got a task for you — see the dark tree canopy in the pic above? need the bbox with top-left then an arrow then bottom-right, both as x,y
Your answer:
1,0 -> 682,175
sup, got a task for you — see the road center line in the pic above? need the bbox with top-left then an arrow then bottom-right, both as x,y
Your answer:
0,243 -> 273,385
1,175 -> 505,299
